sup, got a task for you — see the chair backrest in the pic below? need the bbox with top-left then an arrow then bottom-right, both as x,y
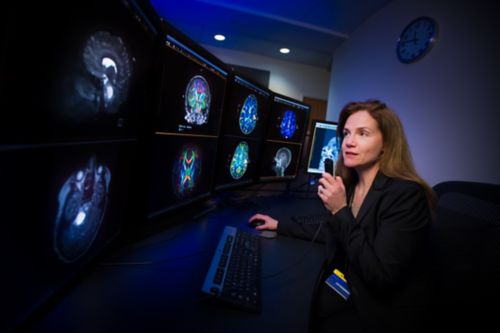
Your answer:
430,181 -> 500,328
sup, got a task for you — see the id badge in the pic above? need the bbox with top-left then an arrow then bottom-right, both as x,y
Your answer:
325,269 -> 351,300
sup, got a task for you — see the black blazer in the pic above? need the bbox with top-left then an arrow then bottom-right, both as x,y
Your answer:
278,172 -> 432,331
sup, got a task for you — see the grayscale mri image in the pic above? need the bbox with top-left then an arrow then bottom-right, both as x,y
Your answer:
319,136 -> 341,172
272,147 -> 292,176
60,31 -> 132,121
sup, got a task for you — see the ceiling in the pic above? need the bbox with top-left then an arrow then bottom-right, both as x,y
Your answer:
150,0 -> 392,69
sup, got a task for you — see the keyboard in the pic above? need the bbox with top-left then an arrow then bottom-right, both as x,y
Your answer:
201,225 -> 261,312
291,213 -> 327,224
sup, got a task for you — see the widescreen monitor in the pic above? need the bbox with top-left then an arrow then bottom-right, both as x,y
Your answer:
219,75 -> 271,139
2,1 -> 160,332
259,94 -> 310,181
148,25 -> 229,218
1,0 -> 159,145
4,141 -> 138,333
306,120 -> 340,175
154,31 -> 228,136
213,74 -> 272,191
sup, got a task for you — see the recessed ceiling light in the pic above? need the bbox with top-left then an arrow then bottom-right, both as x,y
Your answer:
280,48 -> 290,54
214,34 -> 226,41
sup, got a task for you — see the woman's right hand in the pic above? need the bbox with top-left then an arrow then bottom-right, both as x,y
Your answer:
248,213 -> 278,231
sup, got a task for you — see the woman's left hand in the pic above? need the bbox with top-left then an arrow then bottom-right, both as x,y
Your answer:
317,173 -> 347,214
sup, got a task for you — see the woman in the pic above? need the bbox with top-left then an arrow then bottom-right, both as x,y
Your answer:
249,100 -> 435,332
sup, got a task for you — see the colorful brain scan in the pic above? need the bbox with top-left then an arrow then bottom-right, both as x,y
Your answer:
172,145 -> 202,197
229,141 -> 250,179
239,94 -> 258,135
184,75 -> 211,125
280,110 -> 297,139
82,31 -> 132,115
54,155 -> 111,263
272,147 -> 292,177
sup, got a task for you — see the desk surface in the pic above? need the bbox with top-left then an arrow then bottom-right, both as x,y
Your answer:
27,193 -> 326,333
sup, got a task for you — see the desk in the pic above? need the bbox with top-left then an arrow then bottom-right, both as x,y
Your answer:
27,193 -> 326,333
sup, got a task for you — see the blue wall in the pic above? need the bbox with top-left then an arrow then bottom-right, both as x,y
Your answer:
327,0 -> 500,186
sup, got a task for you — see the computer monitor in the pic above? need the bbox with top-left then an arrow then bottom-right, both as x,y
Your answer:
259,94 -> 310,181
306,120 -> 341,175
213,74 -> 272,191
147,23 -> 229,218
1,0 -> 159,145
2,1 -> 160,332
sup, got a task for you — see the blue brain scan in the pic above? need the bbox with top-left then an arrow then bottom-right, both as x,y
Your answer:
239,94 -> 258,135
54,155 -> 111,263
61,31 -> 132,120
280,110 -> 298,139
319,136 -> 341,172
272,147 -> 292,176
229,141 -> 250,179
184,75 -> 211,125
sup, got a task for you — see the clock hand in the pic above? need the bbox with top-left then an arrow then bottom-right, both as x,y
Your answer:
400,38 -> 417,44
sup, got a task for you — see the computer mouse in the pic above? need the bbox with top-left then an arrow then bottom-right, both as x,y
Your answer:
249,219 -> 265,229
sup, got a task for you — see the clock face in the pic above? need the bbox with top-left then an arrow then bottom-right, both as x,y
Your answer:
396,17 -> 438,63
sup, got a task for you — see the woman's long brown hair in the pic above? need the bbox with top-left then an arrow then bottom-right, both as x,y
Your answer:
335,100 -> 437,213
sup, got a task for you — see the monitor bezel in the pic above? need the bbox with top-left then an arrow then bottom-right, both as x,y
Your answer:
212,71 -> 272,192
258,92 -> 310,182
146,20 -> 230,219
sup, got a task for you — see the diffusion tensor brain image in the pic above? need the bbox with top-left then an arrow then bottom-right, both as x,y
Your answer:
280,110 -> 297,139
239,94 -> 258,135
184,75 -> 211,125
61,31 -> 132,118
54,155 -> 111,263
172,145 -> 202,197
229,141 -> 250,180
272,147 -> 292,177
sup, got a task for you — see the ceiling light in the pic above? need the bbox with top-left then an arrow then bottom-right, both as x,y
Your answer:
214,34 -> 226,41
279,48 -> 290,54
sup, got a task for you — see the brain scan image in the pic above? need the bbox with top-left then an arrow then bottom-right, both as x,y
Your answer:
184,75 -> 211,125
61,31 -> 132,120
54,155 -> 111,263
172,145 -> 202,197
239,94 -> 258,135
319,136 -> 341,172
280,110 -> 298,139
272,147 -> 292,177
229,141 -> 250,180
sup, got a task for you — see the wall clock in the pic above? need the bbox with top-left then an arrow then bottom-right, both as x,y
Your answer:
396,16 -> 438,64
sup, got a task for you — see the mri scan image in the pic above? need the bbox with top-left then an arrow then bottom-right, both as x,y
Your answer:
272,147 -> 292,177
53,155 -> 111,263
184,75 -> 211,125
239,94 -> 258,135
319,136 -> 341,172
229,141 -> 250,180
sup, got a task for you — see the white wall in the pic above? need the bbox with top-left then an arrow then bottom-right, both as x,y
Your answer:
204,45 -> 331,101
327,0 -> 500,186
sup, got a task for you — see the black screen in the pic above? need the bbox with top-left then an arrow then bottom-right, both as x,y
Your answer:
259,94 -> 310,181
147,26 -> 228,218
1,0 -> 158,144
213,75 -> 272,191
1,1 -> 159,331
